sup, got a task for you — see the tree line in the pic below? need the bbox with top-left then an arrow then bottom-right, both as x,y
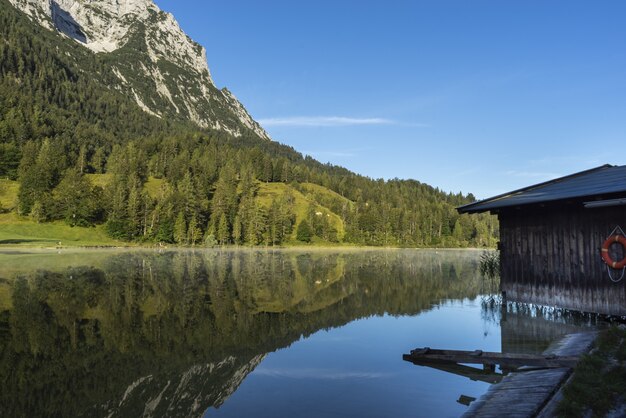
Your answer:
9,135 -> 497,247
0,0 -> 497,247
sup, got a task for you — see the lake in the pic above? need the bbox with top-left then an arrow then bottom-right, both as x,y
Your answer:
0,248 -> 597,417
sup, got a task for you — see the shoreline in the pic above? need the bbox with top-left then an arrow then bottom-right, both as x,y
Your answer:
0,244 -> 495,254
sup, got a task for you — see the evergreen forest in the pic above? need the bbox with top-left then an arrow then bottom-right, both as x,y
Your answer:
0,0 -> 497,247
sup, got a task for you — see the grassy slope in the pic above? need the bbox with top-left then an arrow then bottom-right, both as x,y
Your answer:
0,175 -> 354,247
144,177 -> 167,199
300,182 -> 353,208
255,182 -> 347,243
85,173 -> 112,189
0,213 -> 126,247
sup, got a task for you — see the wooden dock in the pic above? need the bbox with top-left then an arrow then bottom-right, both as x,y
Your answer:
462,332 -> 597,417
403,347 -> 580,369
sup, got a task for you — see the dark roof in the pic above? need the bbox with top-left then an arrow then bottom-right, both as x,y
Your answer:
458,164 -> 626,214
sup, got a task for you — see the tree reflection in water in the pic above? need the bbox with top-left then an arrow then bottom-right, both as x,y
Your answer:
0,249 -> 593,417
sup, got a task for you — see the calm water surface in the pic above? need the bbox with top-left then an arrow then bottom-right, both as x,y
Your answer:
0,249 -> 596,417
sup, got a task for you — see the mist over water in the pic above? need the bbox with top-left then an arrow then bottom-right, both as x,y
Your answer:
0,249 -> 595,417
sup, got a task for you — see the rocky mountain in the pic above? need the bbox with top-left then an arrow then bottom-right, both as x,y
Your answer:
98,355 -> 266,417
7,0 -> 271,140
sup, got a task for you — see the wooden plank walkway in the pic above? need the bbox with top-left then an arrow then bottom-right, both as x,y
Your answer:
462,332 -> 597,418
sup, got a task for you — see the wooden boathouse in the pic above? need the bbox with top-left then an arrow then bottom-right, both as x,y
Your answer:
458,164 -> 626,316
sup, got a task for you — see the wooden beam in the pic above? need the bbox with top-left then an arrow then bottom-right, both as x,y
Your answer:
405,358 -> 506,384
403,347 -> 579,368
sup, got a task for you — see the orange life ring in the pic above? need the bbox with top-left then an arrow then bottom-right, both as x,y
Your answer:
601,235 -> 626,269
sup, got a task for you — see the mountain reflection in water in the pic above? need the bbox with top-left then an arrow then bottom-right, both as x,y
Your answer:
0,249 -> 595,417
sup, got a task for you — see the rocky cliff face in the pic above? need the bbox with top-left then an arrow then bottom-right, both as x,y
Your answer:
7,0 -> 271,140
95,354 -> 266,417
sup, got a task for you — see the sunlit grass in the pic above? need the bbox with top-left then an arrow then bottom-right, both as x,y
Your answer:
144,177 -> 166,199
256,182 -> 345,243
0,212 -> 126,247
85,173 -> 112,189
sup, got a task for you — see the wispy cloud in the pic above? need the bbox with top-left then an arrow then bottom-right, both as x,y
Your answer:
258,116 -> 395,127
254,367 -> 392,380
504,170 -> 562,179
529,155 -> 604,167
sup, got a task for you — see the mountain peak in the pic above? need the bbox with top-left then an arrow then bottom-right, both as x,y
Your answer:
8,0 -> 270,140
9,0 -> 156,53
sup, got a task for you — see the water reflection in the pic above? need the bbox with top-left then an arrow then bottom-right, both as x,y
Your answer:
0,249 -> 595,417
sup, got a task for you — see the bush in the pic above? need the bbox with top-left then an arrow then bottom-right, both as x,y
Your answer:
105,219 -> 132,240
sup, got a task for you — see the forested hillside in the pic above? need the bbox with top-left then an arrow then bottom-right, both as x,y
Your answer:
0,0 -> 497,247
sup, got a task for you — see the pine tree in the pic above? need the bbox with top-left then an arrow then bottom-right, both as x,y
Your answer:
280,161 -> 291,183
246,203 -> 266,245
297,220 -> 313,243
91,147 -> 106,174
217,213 -> 229,245
210,163 -> 238,231
452,218 -> 466,245
0,143 -> 21,180
52,169 -> 99,226
178,172 -> 197,218
17,140 -> 55,214
30,199 -> 46,223
262,157 -> 273,183
232,215 -> 242,245
187,214 -> 202,245
274,159 -> 285,182
203,217 -> 217,246
174,211 -> 187,245
77,145 -> 87,174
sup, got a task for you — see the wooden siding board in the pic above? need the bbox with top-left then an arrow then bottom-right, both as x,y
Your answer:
498,204 -> 626,316
577,220 -> 585,279
564,213 -> 572,287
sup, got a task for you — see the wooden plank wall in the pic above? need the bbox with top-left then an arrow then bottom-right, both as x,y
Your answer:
499,205 -> 626,316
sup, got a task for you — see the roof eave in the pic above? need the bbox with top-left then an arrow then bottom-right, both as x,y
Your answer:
456,164 -> 614,215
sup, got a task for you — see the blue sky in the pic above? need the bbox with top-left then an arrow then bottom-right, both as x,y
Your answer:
154,0 -> 626,199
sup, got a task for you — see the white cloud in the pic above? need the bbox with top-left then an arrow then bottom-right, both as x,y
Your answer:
529,156 -> 603,167
258,116 -> 395,127
504,170 -> 562,179
254,367 -> 392,380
